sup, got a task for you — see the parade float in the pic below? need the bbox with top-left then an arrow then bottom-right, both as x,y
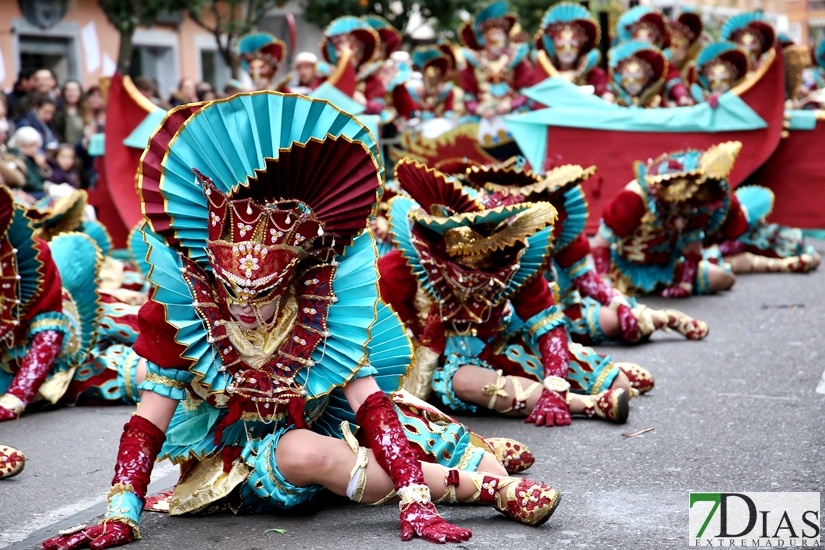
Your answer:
745,108 -> 825,229
507,44 -> 786,232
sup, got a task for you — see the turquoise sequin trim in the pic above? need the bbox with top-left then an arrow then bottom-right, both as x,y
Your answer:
105,490 -> 142,529
139,362 -> 193,401
552,185 -> 589,254
238,426 -> 324,512
522,305 -> 566,349
695,260 -> 713,295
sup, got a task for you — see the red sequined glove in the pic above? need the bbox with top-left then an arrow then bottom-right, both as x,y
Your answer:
42,415 -> 166,550
592,246 -> 612,276
572,269 -> 616,306
660,252 -> 700,299
616,303 -> 641,342
0,330 -> 63,422
356,391 -> 471,544
525,389 -> 571,427
42,522 -> 133,550
536,328 -> 569,380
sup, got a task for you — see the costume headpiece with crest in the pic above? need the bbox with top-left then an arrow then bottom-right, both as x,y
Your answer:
387,158 -> 558,327
536,2 -> 601,63
608,41 -> 667,105
635,141 -> 742,205
721,12 -> 776,58
695,41 -> 750,92
136,92 -> 408,436
459,2 -> 519,51
237,32 -> 288,81
363,15 -> 402,58
321,17 -> 380,69
617,6 -> 671,49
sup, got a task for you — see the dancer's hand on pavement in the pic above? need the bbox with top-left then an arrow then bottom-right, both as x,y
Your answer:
42,521 -> 134,550
660,285 -> 691,299
616,304 -> 640,342
525,389 -> 571,427
399,501 -> 473,544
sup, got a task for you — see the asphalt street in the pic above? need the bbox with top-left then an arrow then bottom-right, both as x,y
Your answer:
1,241 -> 823,550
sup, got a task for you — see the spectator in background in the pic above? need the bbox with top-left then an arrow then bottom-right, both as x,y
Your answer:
0,118 -> 28,190
12,69 -> 59,118
222,79 -> 244,98
134,76 -> 172,109
0,94 -> 16,141
169,77 -> 197,107
47,143 -> 80,188
6,68 -> 35,119
15,95 -> 59,151
196,81 -> 217,102
54,80 -> 91,146
291,52 -> 321,94
7,126 -> 50,197
86,85 -> 106,131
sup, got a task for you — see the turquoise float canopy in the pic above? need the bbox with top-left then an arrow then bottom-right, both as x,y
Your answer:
506,78 -> 767,174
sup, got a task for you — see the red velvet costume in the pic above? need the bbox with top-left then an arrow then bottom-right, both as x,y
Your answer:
596,142 -> 742,296
382,158 -> 633,426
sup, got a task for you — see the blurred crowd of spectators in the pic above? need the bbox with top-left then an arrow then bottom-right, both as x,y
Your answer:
1,68 -> 234,199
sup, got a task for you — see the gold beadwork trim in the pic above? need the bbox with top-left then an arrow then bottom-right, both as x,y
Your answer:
526,310 -> 565,339
145,372 -> 188,390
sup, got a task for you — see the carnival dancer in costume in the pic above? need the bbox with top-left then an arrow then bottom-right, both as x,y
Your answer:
607,41 -> 668,108
380,158 -> 644,427
534,2 -> 611,99
809,41 -> 825,91
795,41 -> 825,109
720,12 -> 776,72
0,186 -> 124,421
703,186 -> 820,274
615,6 -> 694,106
591,142 -> 740,298
465,161 -> 708,345
43,93 -> 562,550
689,42 -> 750,107
322,17 -> 386,115
459,2 -> 533,145
237,32 -> 290,92
394,45 -> 458,123
666,11 -> 706,82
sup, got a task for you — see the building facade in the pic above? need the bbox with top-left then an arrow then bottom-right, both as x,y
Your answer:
1,0 -> 322,96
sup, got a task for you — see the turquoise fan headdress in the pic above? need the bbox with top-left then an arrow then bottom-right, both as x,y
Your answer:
460,2 -> 518,50
321,16 -> 380,68
49,232 -> 104,367
82,219 -> 113,257
720,12 -> 775,56
363,15 -> 402,56
237,32 -> 287,76
695,41 -> 750,90
412,45 -> 454,75
616,5 -> 670,48
537,2 -> 600,59
138,91 -> 383,268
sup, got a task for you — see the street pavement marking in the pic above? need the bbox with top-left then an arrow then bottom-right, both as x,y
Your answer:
717,392 -> 800,401
0,462 -> 178,549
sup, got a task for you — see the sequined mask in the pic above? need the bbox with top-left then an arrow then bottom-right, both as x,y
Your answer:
631,21 -> 662,46
196,170 -> 327,309
552,25 -> 584,65
618,58 -> 652,96
704,61 -> 735,94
